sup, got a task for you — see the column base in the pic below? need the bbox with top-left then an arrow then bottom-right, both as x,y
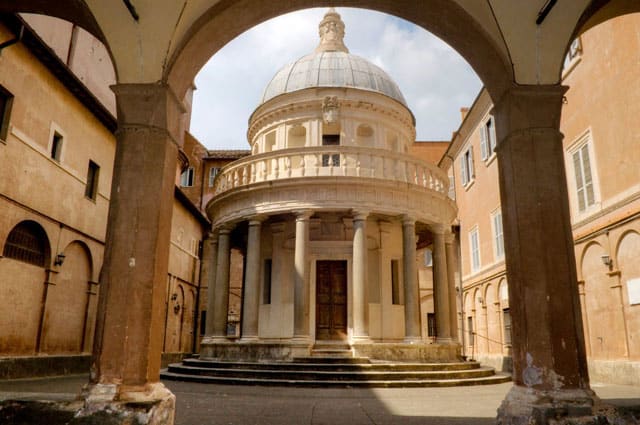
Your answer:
200,335 -> 230,345
496,385 -> 613,425
403,336 -> 423,344
350,335 -> 372,344
77,382 -> 175,424
239,335 -> 259,343
435,337 -> 454,344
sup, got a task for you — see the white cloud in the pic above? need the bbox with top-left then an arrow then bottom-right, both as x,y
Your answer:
190,8 -> 482,149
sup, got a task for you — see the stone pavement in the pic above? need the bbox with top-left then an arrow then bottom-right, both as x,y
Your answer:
0,374 -> 638,424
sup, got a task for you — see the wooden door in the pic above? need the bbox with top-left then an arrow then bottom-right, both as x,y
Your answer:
316,260 -> 347,340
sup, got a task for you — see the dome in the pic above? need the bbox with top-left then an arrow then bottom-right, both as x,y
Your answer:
261,51 -> 408,106
260,8 -> 407,107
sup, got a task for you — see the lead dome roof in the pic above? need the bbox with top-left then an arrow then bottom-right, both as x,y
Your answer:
259,9 -> 408,107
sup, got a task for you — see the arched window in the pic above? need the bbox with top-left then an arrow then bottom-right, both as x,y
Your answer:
3,221 -> 50,267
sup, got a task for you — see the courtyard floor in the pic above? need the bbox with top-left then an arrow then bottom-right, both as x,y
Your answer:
0,374 -> 638,424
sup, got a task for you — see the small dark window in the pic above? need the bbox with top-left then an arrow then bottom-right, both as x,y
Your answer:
3,221 -> 48,267
0,85 -> 14,142
181,167 -> 194,187
51,132 -> 63,161
391,259 -> 401,305
263,259 -> 272,304
85,160 -> 100,200
200,311 -> 206,335
503,308 -> 512,345
322,134 -> 340,167
427,313 -> 437,338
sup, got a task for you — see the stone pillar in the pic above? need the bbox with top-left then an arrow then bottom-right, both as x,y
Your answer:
241,218 -> 263,341
494,86 -> 595,423
445,231 -> 459,341
432,225 -> 451,343
202,232 -> 218,337
293,210 -> 312,340
84,84 -> 180,419
402,215 -> 421,342
352,210 -> 369,341
212,227 -> 231,339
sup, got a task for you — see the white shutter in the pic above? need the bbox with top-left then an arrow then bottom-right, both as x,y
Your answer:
581,145 -> 595,207
573,150 -> 586,211
460,155 -> 468,185
488,117 -> 497,154
468,146 -> 475,179
480,124 -> 488,160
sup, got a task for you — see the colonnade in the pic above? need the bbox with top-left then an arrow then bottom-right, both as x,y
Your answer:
200,211 -> 458,345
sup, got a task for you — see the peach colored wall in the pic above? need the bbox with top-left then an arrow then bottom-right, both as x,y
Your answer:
410,141 -> 449,165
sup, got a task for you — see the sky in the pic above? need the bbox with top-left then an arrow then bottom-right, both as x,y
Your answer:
189,8 -> 482,150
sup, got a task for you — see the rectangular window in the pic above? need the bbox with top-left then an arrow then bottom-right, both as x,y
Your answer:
460,147 -> 474,186
572,143 -> 595,212
180,167 -> 194,187
322,134 -> 340,166
0,85 -> 13,142
51,132 -> 63,161
469,227 -> 480,272
391,259 -> 401,305
492,210 -> 504,260
480,117 -> 497,161
467,316 -> 474,346
503,308 -> 512,345
427,313 -> 437,338
85,160 -> 100,200
208,167 -> 220,187
263,259 -> 272,304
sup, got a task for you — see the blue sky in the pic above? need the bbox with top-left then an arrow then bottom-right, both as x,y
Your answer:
190,8 -> 482,150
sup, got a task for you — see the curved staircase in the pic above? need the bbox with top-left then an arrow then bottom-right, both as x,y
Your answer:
161,354 -> 511,388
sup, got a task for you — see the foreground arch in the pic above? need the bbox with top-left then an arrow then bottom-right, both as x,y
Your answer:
1,1 -> 639,424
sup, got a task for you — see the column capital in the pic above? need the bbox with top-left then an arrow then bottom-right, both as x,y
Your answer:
248,215 -> 266,226
217,226 -> 231,236
111,83 -> 186,147
294,210 -> 313,221
429,223 -> 447,235
351,209 -> 369,221
401,215 -> 416,227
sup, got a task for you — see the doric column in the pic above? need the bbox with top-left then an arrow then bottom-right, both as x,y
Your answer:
494,85 -> 594,422
432,224 -> 451,343
241,218 -> 263,341
402,215 -> 421,342
202,232 -> 218,337
445,231 -> 458,341
86,83 -> 180,414
293,210 -> 312,340
352,210 -> 369,341
212,227 -> 231,338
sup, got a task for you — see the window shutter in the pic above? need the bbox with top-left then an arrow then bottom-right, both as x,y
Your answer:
573,150 -> 586,211
581,145 -> 595,207
488,117 -> 497,153
460,155 -> 468,185
480,124 -> 488,160
469,146 -> 475,179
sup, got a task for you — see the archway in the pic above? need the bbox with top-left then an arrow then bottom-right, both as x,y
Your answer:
1,1 -> 638,423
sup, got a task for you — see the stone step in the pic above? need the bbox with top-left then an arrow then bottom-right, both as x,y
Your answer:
166,363 -> 498,381
161,369 -> 512,388
293,356 -> 370,364
181,358 -> 483,371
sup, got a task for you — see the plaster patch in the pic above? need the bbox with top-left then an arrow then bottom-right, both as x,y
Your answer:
523,353 -> 542,387
129,257 -> 136,267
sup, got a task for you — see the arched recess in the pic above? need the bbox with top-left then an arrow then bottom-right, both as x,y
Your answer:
484,283 -> 500,354
615,230 -> 640,358
166,0 -> 513,102
181,288 -> 196,353
42,241 -> 93,354
581,242 -> 627,359
463,292 -> 473,353
288,124 -> 306,149
0,220 -> 51,355
355,124 -> 374,147
164,280 -> 185,353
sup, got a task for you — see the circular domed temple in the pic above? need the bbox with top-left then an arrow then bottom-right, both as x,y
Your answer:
201,9 -> 458,362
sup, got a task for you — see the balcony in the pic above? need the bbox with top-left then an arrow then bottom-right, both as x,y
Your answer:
212,146 -> 448,197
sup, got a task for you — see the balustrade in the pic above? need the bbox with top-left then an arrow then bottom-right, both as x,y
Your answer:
211,147 -> 449,197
